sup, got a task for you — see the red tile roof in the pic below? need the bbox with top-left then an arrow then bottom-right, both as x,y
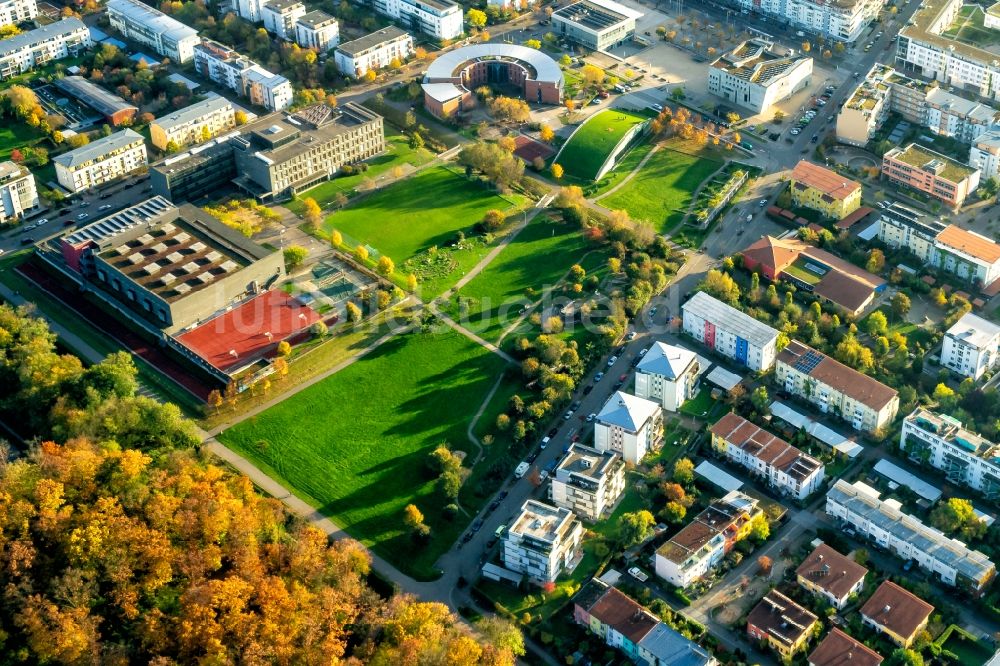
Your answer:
747,590 -> 818,649
796,543 -> 868,601
937,225 -> 1000,264
792,160 -> 862,201
808,629 -> 883,666
860,582 -> 934,642
587,586 -> 660,644
777,340 -> 898,411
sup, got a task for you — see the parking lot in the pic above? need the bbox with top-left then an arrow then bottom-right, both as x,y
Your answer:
33,84 -> 100,130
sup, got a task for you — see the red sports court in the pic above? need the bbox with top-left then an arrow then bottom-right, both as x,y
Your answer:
513,135 -> 555,163
177,290 -> 321,373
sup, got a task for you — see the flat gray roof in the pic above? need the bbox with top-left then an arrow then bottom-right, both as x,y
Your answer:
425,43 -> 563,84
54,128 -> 143,168
336,26 -> 410,56
873,459 -> 942,502
153,93 -> 231,132
0,18 -> 87,56
683,290 -> 779,349
107,0 -> 198,42
55,76 -> 138,117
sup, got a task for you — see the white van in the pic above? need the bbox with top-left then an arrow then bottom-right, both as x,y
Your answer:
540,436 -> 551,449
514,461 -> 530,479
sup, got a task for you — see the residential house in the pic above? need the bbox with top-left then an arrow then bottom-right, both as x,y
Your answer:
294,10 -> 339,51
0,0 -> 36,27
654,490 -> 762,588
54,128 -> 147,194
707,39 -> 813,114
709,411 -> 825,500
261,0 -> 306,41
860,581 -> 933,647
682,290 -> 780,371
0,18 -> 91,80
789,160 -> 862,220
371,0 -> 462,40
746,590 -> 819,659
593,390 -> 662,464
193,39 -> 293,112
149,93 -> 238,151
941,312 -> 1000,380
334,27 -> 414,78
634,341 -> 700,411
775,340 -> 899,433
550,444 -> 626,522
502,500 -> 583,583
735,0 -> 883,42
826,479 -> 996,594
808,629 -> 883,666
882,143 -> 980,208
931,224 -> 1000,287
796,543 -> 868,609
877,202 -> 947,264
107,0 -> 200,63
901,408 -> 1000,499
0,161 -> 37,225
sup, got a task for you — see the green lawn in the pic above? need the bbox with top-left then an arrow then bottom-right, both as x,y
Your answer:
321,166 -> 523,295
600,147 -> 722,233
679,387 -> 719,420
943,6 -> 999,47
784,260 -> 825,285
216,329 -> 508,580
558,109 -> 649,181
448,216 -> 589,341
938,625 -> 992,666
287,133 -> 434,215
0,124 -> 44,161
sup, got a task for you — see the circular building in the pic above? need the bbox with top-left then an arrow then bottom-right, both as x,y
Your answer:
422,44 -> 564,120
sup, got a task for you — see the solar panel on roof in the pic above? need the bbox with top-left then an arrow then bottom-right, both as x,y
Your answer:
794,350 -> 824,373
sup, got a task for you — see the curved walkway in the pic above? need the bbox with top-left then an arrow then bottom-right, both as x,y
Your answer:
593,143 -> 662,202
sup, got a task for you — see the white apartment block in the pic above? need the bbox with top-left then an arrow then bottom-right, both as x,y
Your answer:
970,130 -> 1000,180
826,479 -> 996,593
0,18 -> 91,80
902,408 -> 1000,499
502,500 -> 583,583
634,342 -> 700,412
941,312 -> 1000,380
334,26 -> 414,78
932,224 -> 1000,286
295,10 -> 339,51
149,93 -> 237,150
107,0 -> 200,64
839,63 -> 1000,147
261,0 -> 305,41
232,0 -> 266,23
710,412 -> 825,500
877,202 -> 947,263
551,0 -> 641,52
682,290 -> 779,372
776,340 -> 899,433
737,0 -> 884,43
550,444 -> 626,522
895,0 -> 1000,103
593,391 -> 662,464
373,0 -> 462,40
707,39 -> 813,114
194,40 -> 293,112
0,161 -> 37,224
0,0 -> 36,27
54,128 -> 148,194
655,491 -> 761,588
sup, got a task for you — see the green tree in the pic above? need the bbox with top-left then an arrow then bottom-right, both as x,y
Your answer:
466,7 -> 487,27
866,248 -> 885,273
345,301 -> 362,323
699,269 -> 740,305
661,501 -> 686,524
891,292 -> 911,322
673,458 -> 695,486
377,255 -> 395,277
889,649 -> 924,666
867,310 -> 888,337
619,510 -> 656,546
933,383 -> 956,409
283,245 -> 308,270
748,514 -> 770,543
750,386 -> 769,413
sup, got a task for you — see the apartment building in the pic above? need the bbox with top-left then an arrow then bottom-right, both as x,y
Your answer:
707,39 -> 813,114
736,0 -> 884,42
54,76 -> 138,127
550,444 -> 626,522
932,223 -> 1000,286
107,0 -> 200,64
334,26 -> 414,78
634,342 -> 700,411
0,161 -> 37,225
295,10 -> 339,51
54,128 -> 147,194
149,93 -> 237,150
502,500 -> 583,583
901,408 -> 1000,498
193,39 -> 293,111
897,0 -> 1000,103
0,18 -> 91,80
860,582 -> 934,647
152,103 -> 384,203
710,412 -> 825,500
55,197 -> 284,332
682,290 -> 780,372
776,340 -> 899,433
746,590 -> 818,659
0,0 -> 37,26
877,202 -> 947,263
232,0 -> 266,22
882,143 -> 980,208
789,160 -> 862,220
740,235 -> 885,316
826,479 -> 996,594
593,390 -> 662,464
941,313 -> 1000,379
795,543 -> 868,609
573,580 -> 717,666
551,0 -> 641,51
372,0 -> 462,40
808,630 -> 883,666
969,130 -> 1000,180
837,64 -> 893,146
654,490 -> 762,587
262,0 -> 305,41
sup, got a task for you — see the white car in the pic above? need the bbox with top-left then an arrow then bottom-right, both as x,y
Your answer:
626,331 -> 637,341
790,128 -> 801,135
639,347 -> 648,356
35,218 -> 48,226
586,413 -> 597,422
99,204 -> 112,211
607,355 -> 618,367
628,567 -> 649,582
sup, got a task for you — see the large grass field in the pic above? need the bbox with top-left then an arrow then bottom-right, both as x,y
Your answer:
600,146 -> 722,233
448,216 -> 590,341
0,124 -> 44,161
216,329 -> 507,580
322,165 -> 522,274
287,133 -> 434,215
558,109 -> 649,181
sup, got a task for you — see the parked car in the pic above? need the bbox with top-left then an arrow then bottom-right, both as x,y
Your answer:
626,331 -> 637,341
99,204 -> 112,211
76,213 -> 89,220
628,567 -> 649,582
594,372 -> 604,382
35,218 -> 48,226
607,356 -> 618,367
563,410 -> 573,420
586,413 -> 597,422
582,385 -> 593,395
